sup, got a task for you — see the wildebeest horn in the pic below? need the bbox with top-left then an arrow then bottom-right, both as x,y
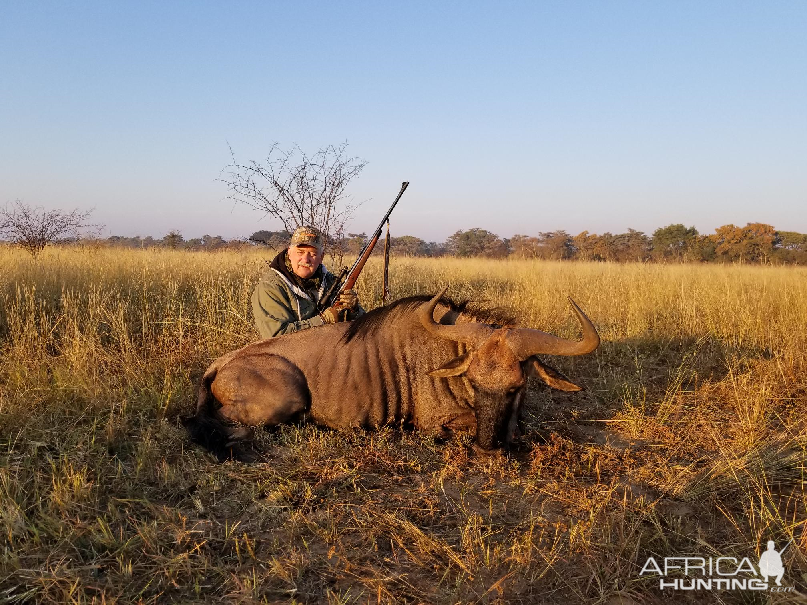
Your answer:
419,287 -> 494,344
506,298 -> 600,359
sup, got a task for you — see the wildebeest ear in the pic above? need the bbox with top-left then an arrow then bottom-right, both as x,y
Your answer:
429,352 -> 473,378
526,357 -> 582,392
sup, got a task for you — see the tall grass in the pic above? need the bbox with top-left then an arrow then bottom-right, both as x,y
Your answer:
1,245 -> 806,603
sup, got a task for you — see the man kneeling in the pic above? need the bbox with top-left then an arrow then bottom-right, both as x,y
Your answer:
251,226 -> 364,339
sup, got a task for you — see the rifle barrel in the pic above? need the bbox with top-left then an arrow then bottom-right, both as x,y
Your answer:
318,181 -> 409,311
348,181 -> 409,275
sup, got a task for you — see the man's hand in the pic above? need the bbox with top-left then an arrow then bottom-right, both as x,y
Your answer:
320,305 -> 348,324
321,290 -> 360,323
337,289 -> 359,311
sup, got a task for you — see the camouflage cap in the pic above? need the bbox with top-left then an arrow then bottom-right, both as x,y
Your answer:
289,225 -> 324,252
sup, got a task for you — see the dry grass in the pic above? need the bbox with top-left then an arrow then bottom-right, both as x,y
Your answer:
1,245 -> 807,603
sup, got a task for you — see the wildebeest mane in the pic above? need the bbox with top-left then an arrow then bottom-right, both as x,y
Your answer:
341,294 -> 516,343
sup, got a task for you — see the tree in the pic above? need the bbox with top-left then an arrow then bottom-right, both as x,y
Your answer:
510,234 -> 541,259
446,228 -> 509,258
390,235 -> 431,257
710,223 -> 779,263
592,233 -> 618,261
612,229 -> 651,262
424,241 -> 449,257
201,234 -> 227,251
739,222 -> 779,263
710,224 -> 744,262
572,231 -> 599,261
537,231 -> 574,260
652,224 -> 699,261
774,231 -> 807,264
162,230 -> 184,249
0,200 -> 99,257
249,230 -> 291,248
341,233 -> 369,256
221,142 -> 367,261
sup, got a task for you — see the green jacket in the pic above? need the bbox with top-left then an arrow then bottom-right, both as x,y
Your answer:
251,250 -> 364,339
251,253 -> 335,339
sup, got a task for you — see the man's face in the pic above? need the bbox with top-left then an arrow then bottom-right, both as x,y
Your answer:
288,245 -> 323,279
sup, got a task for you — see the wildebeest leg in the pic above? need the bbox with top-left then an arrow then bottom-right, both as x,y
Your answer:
503,391 -> 524,448
211,353 -> 310,428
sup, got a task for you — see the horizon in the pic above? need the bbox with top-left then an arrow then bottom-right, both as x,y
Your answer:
2,2 -> 806,240
98,219 -> 801,243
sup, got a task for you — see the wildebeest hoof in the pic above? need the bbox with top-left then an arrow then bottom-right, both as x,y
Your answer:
503,438 -> 530,453
228,426 -> 254,440
222,440 -> 263,463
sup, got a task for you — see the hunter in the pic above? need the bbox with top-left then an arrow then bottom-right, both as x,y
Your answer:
251,226 -> 364,339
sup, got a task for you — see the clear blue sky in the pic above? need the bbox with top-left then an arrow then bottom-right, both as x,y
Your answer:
2,1 -> 806,241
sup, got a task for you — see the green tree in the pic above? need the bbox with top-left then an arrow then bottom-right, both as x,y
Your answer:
592,233 -> 618,261
341,233 -> 368,256
249,230 -> 290,247
537,231 -> 574,260
652,224 -> 699,261
510,234 -> 541,259
572,231 -> 599,261
774,231 -> 807,264
202,234 -> 227,250
391,235 -> 430,257
446,228 -> 509,258
690,235 -> 716,262
611,229 -> 651,262
162,230 -> 184,249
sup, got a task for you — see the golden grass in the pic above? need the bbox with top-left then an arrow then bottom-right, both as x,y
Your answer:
1,245 -> 806,603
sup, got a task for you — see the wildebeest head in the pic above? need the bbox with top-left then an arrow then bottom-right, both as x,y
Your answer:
421,288 -> 600,451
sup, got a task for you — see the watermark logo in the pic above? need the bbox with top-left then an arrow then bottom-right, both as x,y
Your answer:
640,539 -> 794,593
758,540 -> 785,586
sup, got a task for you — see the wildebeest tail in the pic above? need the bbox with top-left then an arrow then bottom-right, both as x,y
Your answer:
181,367 -> 261,463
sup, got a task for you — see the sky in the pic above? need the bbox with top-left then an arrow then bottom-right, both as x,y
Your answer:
2,1 -> 806,242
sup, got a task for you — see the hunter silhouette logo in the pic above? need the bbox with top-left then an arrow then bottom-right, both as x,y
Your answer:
639,538 -> 794,593
758,540 -> 790,586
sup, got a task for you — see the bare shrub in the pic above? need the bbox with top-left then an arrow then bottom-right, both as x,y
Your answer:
0,200 -> 101,258
221,142 -> 366,263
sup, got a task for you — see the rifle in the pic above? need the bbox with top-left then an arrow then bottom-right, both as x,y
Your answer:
317,181 -> 409,313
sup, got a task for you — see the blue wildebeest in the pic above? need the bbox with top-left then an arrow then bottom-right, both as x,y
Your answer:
184,288 -> 599,460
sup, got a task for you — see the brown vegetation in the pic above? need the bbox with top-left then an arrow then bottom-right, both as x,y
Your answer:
1,248 -> 806,603
0,200 -> 99,258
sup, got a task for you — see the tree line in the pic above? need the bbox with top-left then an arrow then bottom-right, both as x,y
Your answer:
101,222 -> 807,265
3,200 -> 806,265
105,231 -> 236,251
299,223 -> 805,265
